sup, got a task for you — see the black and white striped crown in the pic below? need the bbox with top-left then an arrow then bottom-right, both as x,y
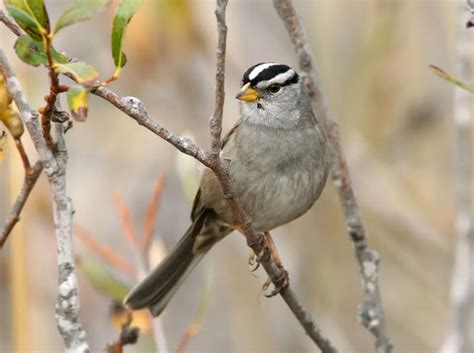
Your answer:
242,62 -> 299,88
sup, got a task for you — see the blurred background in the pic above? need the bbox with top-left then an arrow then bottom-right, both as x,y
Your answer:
0,0 -> 472,352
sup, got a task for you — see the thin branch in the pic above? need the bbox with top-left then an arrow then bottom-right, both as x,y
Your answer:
142,173 -> 166,256
93,87 -> 210,164
74,224 -> 137,278
14,138 -> 31,171
441,2 -> 474,352
41,34 -> 60,150
209,0 -> 227,158
93,4 -> 338,352
113,191 -> 141,248
272,1 -> 393,352
0,10 -> 21,36
105,312 -> 139,353
0,48 -> 57,172
0,161 -> 42,248
0,48 -> 89,352
1,8 -> 338,352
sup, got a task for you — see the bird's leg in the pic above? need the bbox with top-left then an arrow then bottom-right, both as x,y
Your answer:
263,232 -> 282,267
251,232 -> 272,271
262,232 -> 289,297
264,268 -> 289,298
234,223 -> 269,272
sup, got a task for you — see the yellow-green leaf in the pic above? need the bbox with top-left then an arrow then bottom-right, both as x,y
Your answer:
4,0 -> 50,40
430,65 -> 474,93
1,109 -> 24,139
56,62 -> 99,84
67,85 -> 89,121
79,259 -> 130,301
14,34 -> 68,67
54,0 -> 110,34
111,0 -> 142,68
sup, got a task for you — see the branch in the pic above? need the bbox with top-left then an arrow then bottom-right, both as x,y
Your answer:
0,161 -> 42,248
142,173 -> 166,255
0,48 -> 89,352
441,2 -> 474,352
272,1 -> 393,352
105,312 -> 139,353
74,224 -> 137,278
93,87 -> 210,164
209,0 -> 227,158
14,137 -> 31,171
113,187 -> 169,352
1,7 -> 338,353
0,10 -> 21,36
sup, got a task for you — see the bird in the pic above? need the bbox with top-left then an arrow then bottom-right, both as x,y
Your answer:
123,62 -> 330,317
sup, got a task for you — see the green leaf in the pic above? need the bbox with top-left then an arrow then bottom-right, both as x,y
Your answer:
67,85 -> 90,121
14,34 -> 68,66
56,62 -> 99,84
54,0 -> 110,34
14,34 -> 47,66
25,0 -> 49,31
111,0 -> 142,68
430,65 -> 474,93
78,259 -> 130,301
4,0 -> 50,40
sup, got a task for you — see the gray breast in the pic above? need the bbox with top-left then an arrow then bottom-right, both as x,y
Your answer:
223,122 -> 328,231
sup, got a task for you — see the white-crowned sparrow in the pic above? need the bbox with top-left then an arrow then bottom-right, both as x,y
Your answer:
124,63 -> 329,316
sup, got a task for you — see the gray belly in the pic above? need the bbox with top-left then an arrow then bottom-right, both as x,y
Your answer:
199,123 -> 328,232
232,156 -> 326,231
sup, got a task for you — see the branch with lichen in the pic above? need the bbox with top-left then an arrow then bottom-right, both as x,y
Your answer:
0,68 -> 43,248
93,2 -> 338,350
272,1 -> 393,352
0,48 -> 90,352
0,161 -> 42,247
1,2 -> 342,351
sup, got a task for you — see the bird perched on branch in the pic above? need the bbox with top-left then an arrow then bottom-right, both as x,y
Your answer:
124,63 -> 329,316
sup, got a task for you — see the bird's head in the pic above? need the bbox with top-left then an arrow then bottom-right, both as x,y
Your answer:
236,62 -> 307,129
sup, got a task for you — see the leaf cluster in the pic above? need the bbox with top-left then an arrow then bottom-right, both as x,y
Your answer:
4,0 -> 142,120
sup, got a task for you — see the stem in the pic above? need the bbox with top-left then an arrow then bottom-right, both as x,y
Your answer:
42,34 -> 59,150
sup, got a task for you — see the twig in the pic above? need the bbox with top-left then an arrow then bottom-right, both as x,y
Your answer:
272,1 -> 393,352
113,187 -> 169,352
1,7 -> 338,352
176,267 -> 213,353
14,138 -> 31,171
92,88 -> 210,164
113,191 -> 141,248
74,224 -> 137,278
0,10 -> 21,36
0,161 -> 42,248
93,4 -> 338,352
0,49 -> 90,352
209,0 -> 227,158
41,34 -> 60,150
105,312 -> 139,353
441,2 -> 474,352
142,173 -> 166,256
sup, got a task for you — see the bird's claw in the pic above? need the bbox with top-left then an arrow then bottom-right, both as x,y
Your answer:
248,251 -> 260,272
247,233 -> 271,272
263,269 -> 289,298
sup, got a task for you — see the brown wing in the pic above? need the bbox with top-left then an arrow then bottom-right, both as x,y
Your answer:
190,119 -> 241,221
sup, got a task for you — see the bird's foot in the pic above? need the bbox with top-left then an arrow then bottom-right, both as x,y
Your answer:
247,232 -> 271,272
263,269 -> 290,298
248,251 -> 259,272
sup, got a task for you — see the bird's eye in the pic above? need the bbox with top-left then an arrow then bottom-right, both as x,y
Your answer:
268,84 -> 281,94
